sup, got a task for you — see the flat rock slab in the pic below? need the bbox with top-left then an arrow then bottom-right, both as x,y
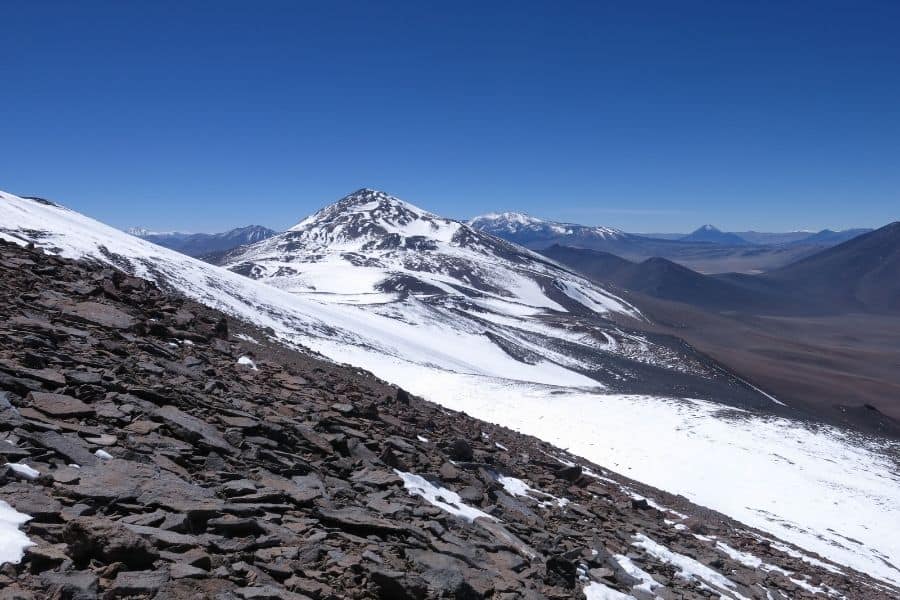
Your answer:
171,563 -> 208,579
123,524 -> 204,548
62,461 -> 217,510
254,472 -> 322,506
65,370 -> 103,385
15,367 -> 67,387
40,571 -> 99,598
62,301 -> 137,330
155,405 -> 237,455
110,569 -> 170,596
0,482 -> 63,519
207,516 -> 264,537
25,542 -> 70,565
0,444 -> 33,460
28,392 -> 95,418
274,373 -> 309,390
27,430 -> 98,467
235,585 -> 312,600
219,415 -> 259,428
317,507 -> 408,536
350,468 -> 402,489
53,466 -> 82,484
64,517 -> 158,568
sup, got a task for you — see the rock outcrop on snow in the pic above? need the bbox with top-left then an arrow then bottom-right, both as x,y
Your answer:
1,241 -> 896,598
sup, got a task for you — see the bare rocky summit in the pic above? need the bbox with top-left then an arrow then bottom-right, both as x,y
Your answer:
0,239 -> 895,599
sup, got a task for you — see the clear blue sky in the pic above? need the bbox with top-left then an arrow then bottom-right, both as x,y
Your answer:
1,1 -> 898,233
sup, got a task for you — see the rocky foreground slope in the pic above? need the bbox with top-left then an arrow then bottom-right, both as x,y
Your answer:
0,240 -> 895,599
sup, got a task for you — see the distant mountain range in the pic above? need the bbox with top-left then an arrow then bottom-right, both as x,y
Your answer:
126,225 -> 276,257
471,213 -> 872,273
543,220 -> 900,316
636,227 -> 872,246
542,223 -> 900,437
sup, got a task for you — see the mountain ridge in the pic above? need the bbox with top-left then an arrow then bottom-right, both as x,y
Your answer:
470,213 -> 874,274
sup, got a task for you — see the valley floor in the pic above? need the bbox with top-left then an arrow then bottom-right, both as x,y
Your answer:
618,294 -> 900,431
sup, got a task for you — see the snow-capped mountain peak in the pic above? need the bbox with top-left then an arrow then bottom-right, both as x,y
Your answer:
221,188 -> 640,318
470,211 -> 626,243
469,211 -> 549,231
288,188 -> 460,246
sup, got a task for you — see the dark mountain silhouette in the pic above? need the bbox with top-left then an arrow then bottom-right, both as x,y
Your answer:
765,222 -> 900,314
547,221 -> 900,316
543,245 -> 793,312
681,225 -> 751,246
787,228 -> 873,246
543,224 -> 900,428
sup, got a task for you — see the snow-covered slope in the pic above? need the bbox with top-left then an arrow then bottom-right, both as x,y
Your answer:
2,189 -> 899,587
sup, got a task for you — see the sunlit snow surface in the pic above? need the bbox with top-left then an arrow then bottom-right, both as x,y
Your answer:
414,376 -> 900,587
582,581 -> 634,600
1,191 -> 899,586
0,500 -> 33,564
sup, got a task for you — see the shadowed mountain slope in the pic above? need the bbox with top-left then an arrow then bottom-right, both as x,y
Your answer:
542,245 -> 794,313
546,221 -> 900,316
765,222 -> 900,314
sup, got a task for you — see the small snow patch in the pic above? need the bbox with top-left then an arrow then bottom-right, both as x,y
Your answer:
498,475 -> 569,508
712,540 -> 789,575
94,449 -> 113,460
395,470 -> 496,522
613,554 -> 663,596
664,519 -> 688,531
416,435 -> 429,443
4,463 -> 39,480
632,533 -> 748,599
237,356 -> 258,370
